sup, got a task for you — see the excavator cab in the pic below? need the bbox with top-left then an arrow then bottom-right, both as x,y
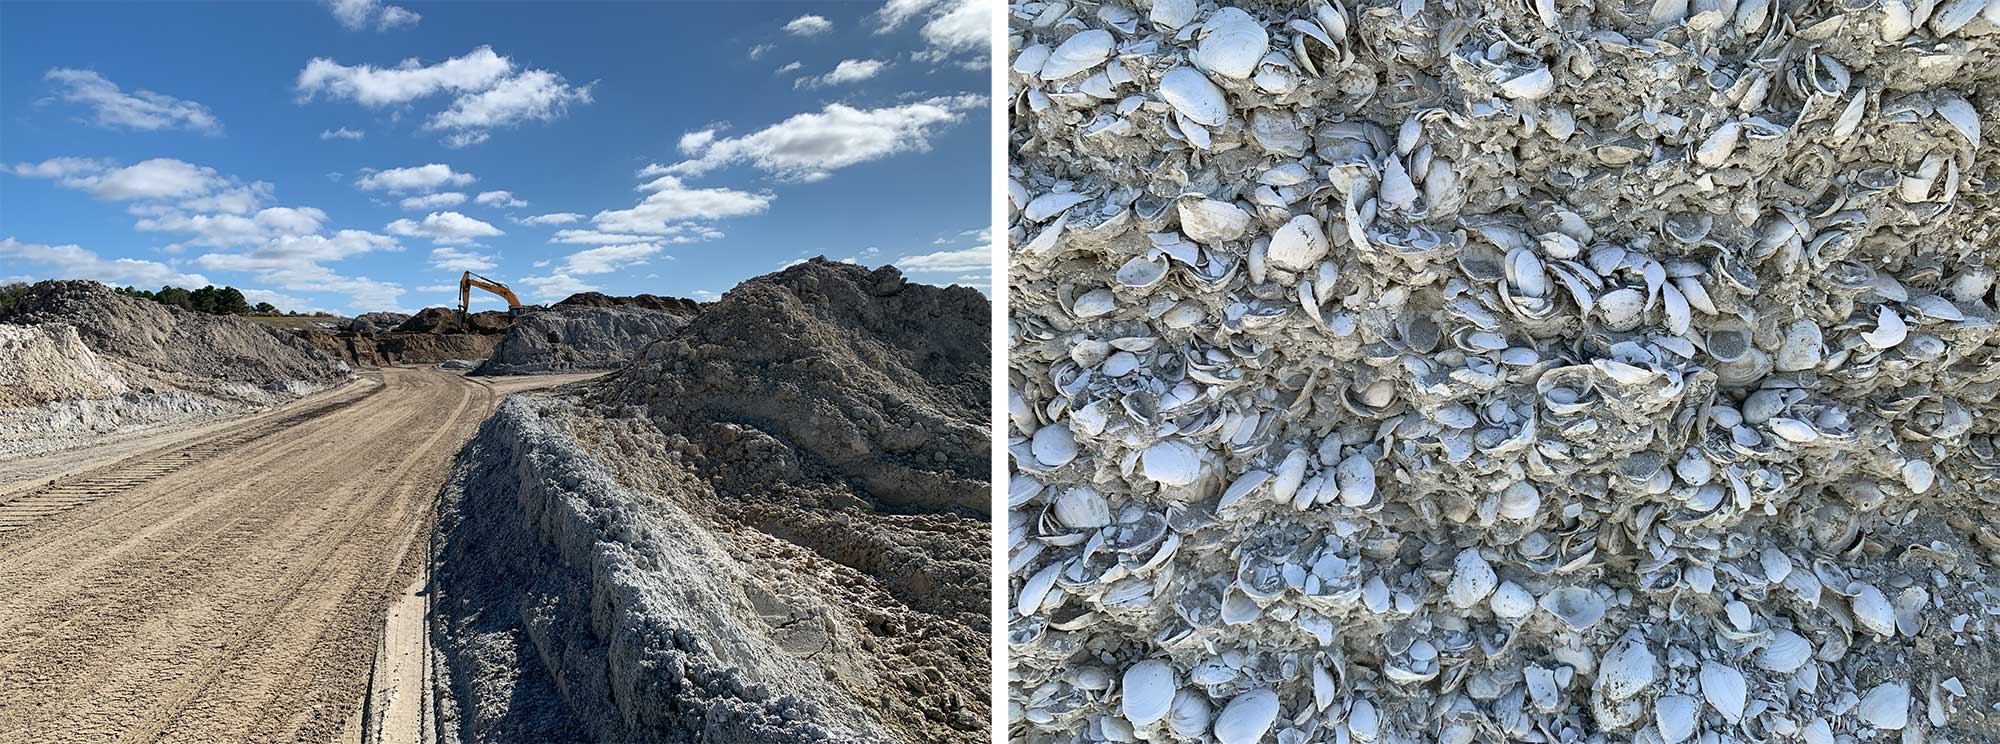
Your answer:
458,271 -> 527,318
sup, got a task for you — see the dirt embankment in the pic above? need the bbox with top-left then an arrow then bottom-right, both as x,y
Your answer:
428,259 -> 991,744
0,280 -> 350,458
471,302 -> 698,376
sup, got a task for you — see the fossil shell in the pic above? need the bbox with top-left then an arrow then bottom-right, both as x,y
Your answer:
1194,8 -> 1268,80
1596,638 -> 1658,701
1539,586 -> 1605,631
1122,659 -> 1176,726
1858,681 -> 1910,729
1141,440 -> 1203,486
1179,198 -> 1251,244
1159,67 -> 1227,127
1212,688 -> 1279,744
1655,694 -> 1699,744
1700,661 -> 1747,722
1042,30 -> 1113,81
1053,486 -> 1111,529
1447,548 -> 1497,608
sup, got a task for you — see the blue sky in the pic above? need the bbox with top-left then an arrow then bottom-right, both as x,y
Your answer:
0,0 -> 990,313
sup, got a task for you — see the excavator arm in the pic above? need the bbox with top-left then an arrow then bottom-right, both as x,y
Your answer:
459,271 -> 525,317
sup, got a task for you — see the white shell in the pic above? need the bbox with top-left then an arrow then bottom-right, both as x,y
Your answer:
1266,214 -> 1329,272
1159,67 -> 1228,127
1122,659 -> 1176,726
1498,67 -> 1554,100
1141,440 -> 1204,485
1178,198 -> 1251,243
1212,688 -> 1279,744
1150,0 -> 1197,29
1335,454 -> 1375,506
1538,586 -> 1605,631
1654,694 -> 1699,744
1699,661 -> 1747,722
1757,629 -> 1813,673
1595,638 -> 1658,701
1072,288 -> 1118,318
1860,305 -> 1907,349
1042,29 -> 1114,80
1031,423 -> 1078,468
1053,486 -> 1111,528
1025,191 -> 1092,222
1446,548 -> 1497,608
1850,582 -> 1896,637
1857,681 -> 1910,729
1489,581 -> 1535,619
1167,689 -> 1213,738
1194,8 -> 1268,80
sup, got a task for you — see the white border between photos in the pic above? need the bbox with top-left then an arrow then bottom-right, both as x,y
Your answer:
989,0 -> 1009,741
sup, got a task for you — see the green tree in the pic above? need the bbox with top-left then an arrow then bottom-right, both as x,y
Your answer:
155,286 -> 193,309
0,282 -> 29,310
214,287 -> 251,315
254,301 -> 277,314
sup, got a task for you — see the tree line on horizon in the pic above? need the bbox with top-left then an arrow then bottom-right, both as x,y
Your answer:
0,280 -> 329,317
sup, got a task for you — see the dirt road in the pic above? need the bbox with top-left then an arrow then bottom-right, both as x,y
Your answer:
0,366 -> 592,744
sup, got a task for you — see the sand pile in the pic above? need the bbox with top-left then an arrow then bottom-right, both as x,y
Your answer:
0,280 -> 349,457
429,259 -> 991,743
472,301 -> 698,376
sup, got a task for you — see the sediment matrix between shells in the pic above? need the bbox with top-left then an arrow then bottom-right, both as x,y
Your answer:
1007,0 -> 2000,741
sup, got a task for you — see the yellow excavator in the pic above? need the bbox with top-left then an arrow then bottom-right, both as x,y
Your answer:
458,271 -> 527,318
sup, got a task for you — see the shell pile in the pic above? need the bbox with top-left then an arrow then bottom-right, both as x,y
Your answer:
1006,0 -> 2000,742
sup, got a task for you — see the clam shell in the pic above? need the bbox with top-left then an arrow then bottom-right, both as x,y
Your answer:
1150,0 -> 1197,29
1335,454 -> 1376,506
1212,688 -> 1279,744
1053,486 -> 1111,528
1122,660 -> 1177,726
1168,689 -> 1213,738
1655,694 -> 1699,744
1178,198 -> 1251,243
1758,629 -> 1814,673
1141,440 -> 1204,486
1030,423 -> 1079,468
1595,638 -> 1658,701
1539,586 -> 1605,631
1447,548 -> 1497,608
1489,580 -> 1535,619
1699,661 -> 1747,722
1159,67 -> 1228,127
1858,681 -> 1910,729
1850,582 -> 1896,636
1266,214 -> 1329,272
1042,29 -> 1114,80
1194,8 -> 1268,80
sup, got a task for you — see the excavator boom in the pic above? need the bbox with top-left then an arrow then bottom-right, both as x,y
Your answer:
458,271 -> 526,317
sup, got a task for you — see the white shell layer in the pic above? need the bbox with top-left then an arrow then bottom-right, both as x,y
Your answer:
1008,0 -> 2000,742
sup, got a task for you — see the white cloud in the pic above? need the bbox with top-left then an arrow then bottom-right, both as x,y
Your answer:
399,192 -> 468,210
519,273 -> 595,300
693,289 -> 720,301
550,229 -> 652,244
748,43 -> 775,60
43,69 -> 221,133
178,183 -> 272,214
678,130 -> 717,154
0,237 -> 210,287
515,212 -> 583,226
429,246 -> 496,271
296,46 -> 591,146
474,190 -> 527,208
590,176 -> 770,234
135,206 -> 328,250
783,15 -> 833,36
240,288 -> 309,309
895,245 -> 988,273
12,157 -> 230,202
385,212 -> 503,245
321,127 -> 365,140
355,164 -> 475,193
326,0 -> 421,30
296,46 -> 509,107
428,69 -> 592,134
415,283 -> 457,292
188,229 -> 406,309
776,61 -> 803,75
877,0 -> 988,66
559,243 -> 662,275
794,59 -> 888,89
660,95 -> 982,182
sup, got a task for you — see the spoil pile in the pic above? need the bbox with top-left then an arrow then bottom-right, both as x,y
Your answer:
296,308 -> 513,366
0,280 -> 349,457
429,259 -> 991,743
472,298 -> 699,376
1009,3 -> 2000,744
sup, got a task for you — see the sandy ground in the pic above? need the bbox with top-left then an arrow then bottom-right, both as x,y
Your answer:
0,366 -> 595,744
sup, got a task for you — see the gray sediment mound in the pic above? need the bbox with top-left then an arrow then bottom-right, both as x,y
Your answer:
0,280 -> 350,457
429,259 -> 990,743
346,311 -> 410,334
470,302 -> 697,376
